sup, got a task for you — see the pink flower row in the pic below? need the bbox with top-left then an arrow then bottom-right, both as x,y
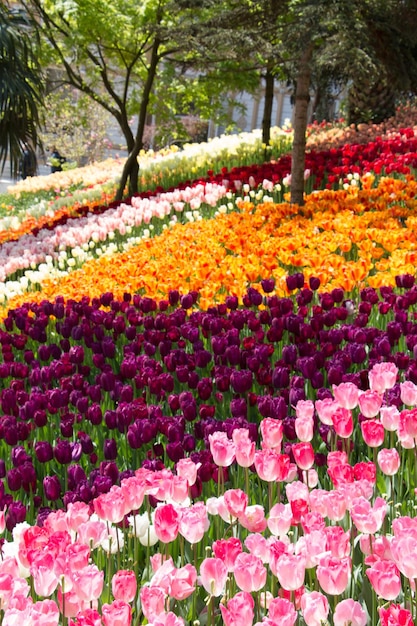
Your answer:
0,182 -> 229,282
0,361 -> 415,624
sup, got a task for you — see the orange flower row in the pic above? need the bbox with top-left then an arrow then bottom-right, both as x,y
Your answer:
3,176 -> 417,313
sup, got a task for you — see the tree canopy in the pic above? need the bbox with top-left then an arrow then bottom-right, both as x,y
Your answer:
21,0 -> 260,198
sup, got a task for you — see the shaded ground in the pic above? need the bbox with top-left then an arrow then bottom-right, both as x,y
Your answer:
0,161 -> 50,194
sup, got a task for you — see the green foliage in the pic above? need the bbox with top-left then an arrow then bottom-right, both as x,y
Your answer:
40,88 -> 114,166
0,4 -> 44,176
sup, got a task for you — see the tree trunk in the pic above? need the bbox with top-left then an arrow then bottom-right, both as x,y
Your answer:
116,38 -> 161,201
290,45 -> 313,206
262,66 -> 274,151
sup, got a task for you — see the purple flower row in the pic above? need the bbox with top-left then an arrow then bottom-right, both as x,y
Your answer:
0,273 -> 416,528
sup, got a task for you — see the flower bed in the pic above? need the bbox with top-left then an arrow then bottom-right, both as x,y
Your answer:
1,116 -> 417,625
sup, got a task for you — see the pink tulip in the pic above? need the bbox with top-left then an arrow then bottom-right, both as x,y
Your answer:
212,537 -> 242,571
361,419 -> 385,447
316,555 -> 351,595
269,539 -> 290,577
57,589 -> 83,618
353,461 -> 376,483
300,591 -> 329,626
260,417 -> 283,451
28,600 -> 59,626
401,407 -> 417,437
338,478 -> 374,507
232,428 -> 256,468
244,533 -> 271,563
296,530 -> 327,569
102,600 -> 132,626
208,432 -> 236,467
377,448 -> 400,476
267,597 -> 297,626
286,479 -> 310,504
379,604 -> 414,626
308,488 -> 330,517
178,502 -> 209,545
71,564 -> 104,603
292,442 -> 315,470
175,458 -> 200,487
327,450 -> 348,468
358,389 -> 383,418
315,397 -> 339,425
324,489 -> 349,522
391,534 -> 417,580
170,475 -> 190,505
400,380 -> 417,406
332,382 -> 359,409
366,560 -> 401,600
360,534 -> 393,562
220,591 -> 255,626
150,554 -> 174,576
140,585 -> 166,621
332,406 -> 354,438
328,463 -> 355,488
295,414 -> 314,442
238,505 -> 267,533
147,612 -> 185,626
120,476 -> 146,512
199,557 -> 228,596
233,552 -> 267,592
300,511 -> 325,533
324,525 -> 351,558
149,559 -> 175,594
111,570 -> 137,603
206,495 -> 235,523
350,496 -> 387,534
295,399 -> 315,420
65,502 -> 91,533
275,553 -> 307,591
397,412 -> 416,449
380,405 -> 400,431
93,485 -> 127,524
77,519 -> 108,549
0,558 -> 19,579
169,564 -> 197,601
267,502 -> 293,537
30,552 -> 59,597
368,362 -> 398,393
254,449 -> 289,482
224,489 -> 249,518
69,608 -> 102,626
333,599 -> 367,626
154,504 -> 181,544
2,606 -> 31,625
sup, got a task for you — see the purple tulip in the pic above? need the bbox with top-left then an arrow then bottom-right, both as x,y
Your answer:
286,272 -> 304,291
35,441 -> 54,463
43,475 -> 61,501
230,369 -> 253,394
54,440 -> 73,464
7,468 -> 22,492
246,287 -> 263,306
100,461 -> 119,484
168,290 -> 180,306
166,441 -> 185,462
67,465 -> 88,491
87,404 -> 103,425
6,501 -> 26,531
395,273 -> 415,289
261,278 -> 275,293
103,439 -> 117,461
